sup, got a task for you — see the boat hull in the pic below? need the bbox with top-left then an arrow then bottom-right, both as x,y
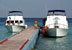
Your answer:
45,28 -> 68,37
6,25 -> 25,32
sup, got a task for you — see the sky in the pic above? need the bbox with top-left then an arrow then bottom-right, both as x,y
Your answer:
0,0 -> 72,18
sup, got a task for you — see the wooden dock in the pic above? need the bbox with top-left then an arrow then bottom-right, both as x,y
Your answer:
0,26 -> 37,50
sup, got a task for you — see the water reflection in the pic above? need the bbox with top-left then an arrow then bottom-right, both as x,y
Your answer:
55,37 -> 67,42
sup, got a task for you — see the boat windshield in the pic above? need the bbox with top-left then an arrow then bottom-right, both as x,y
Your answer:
8,11 -> 23,16
47,10 -> 66,16
6,20 -> 23,24
15,20 -> 23,23
7,21 -> 14,24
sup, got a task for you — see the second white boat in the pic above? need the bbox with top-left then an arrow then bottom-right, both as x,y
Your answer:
44,10 -> 68,37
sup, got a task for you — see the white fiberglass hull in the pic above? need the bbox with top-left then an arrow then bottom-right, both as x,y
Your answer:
46,28 -> 68,37
6,25 -> 25,32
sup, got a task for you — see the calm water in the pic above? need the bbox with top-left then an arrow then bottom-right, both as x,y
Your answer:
0,18 -> 72,50
0,25 -> 17,42
34,23 -> 72,50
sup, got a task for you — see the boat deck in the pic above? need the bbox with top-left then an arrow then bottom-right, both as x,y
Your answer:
0,26 -> 37,50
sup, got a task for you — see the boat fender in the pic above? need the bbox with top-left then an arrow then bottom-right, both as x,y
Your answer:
45,26 -> 48,29
42,29 -> 46,34
25,24 -> 28,29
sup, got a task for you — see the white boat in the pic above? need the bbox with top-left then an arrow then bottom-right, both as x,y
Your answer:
45,10 -> 68,37
5,11 -> 28,32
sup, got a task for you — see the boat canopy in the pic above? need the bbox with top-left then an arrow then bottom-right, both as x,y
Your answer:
9,11 -> 23,13
47,10 -> 66,16
8,11 -> 23,16
48,10 -> 65,12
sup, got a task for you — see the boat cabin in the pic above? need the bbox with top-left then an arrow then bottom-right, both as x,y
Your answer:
6,11 -> 25,25
45,10 -> 68,29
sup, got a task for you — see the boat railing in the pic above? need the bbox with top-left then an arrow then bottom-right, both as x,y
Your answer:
48,23 -> 68,28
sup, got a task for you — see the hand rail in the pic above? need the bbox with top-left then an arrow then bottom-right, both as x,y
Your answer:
48,23 -> 68,28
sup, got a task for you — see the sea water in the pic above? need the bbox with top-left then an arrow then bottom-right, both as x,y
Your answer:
34,21 -> 72,50
0,18 -> 72,50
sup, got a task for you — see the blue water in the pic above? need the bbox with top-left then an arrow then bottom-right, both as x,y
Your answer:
0,18 -> 72,50
35,27 -> 72,50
